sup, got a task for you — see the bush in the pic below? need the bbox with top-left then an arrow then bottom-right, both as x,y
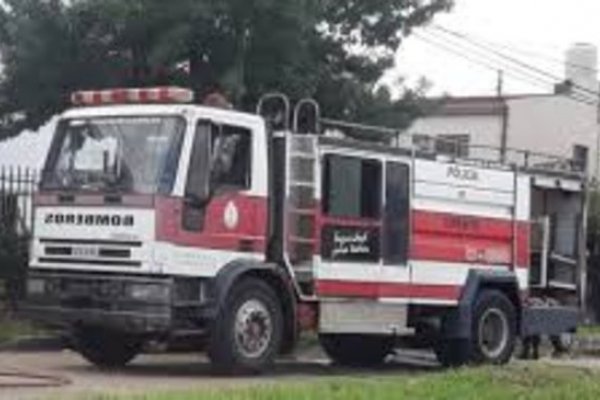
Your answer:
0,229 -> 29,312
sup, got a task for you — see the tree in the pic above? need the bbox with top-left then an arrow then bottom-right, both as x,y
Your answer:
0,0 -> 453,141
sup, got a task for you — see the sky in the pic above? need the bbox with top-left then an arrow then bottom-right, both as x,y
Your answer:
2,0 -> 600,168
392,0 -> 600,96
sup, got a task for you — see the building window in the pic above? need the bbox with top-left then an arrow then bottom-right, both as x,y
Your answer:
413,134 -> 470,158
436,134 -> 470,158
412,134 -> 435,153
322,154 -> 382,219
572,144 -> 588,172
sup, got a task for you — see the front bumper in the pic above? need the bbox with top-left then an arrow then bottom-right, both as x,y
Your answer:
22,270 -> 211,334
24,305 -> 171,333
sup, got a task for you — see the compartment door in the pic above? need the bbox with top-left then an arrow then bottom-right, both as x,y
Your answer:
379,161 -> 412,300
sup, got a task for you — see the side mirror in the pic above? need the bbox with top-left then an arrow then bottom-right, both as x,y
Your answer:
184,121 -> 212,208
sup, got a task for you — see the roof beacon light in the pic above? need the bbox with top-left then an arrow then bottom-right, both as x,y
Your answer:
71,87 -> 194,106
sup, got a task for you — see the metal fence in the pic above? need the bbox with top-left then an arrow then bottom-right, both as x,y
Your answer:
0,166 -> 38,237
0,165 -> 38,310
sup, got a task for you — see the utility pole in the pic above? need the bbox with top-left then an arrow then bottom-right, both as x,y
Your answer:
498,70 -> 508,162
496,70 -> 504,97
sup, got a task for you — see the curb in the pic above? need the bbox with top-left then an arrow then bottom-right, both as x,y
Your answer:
0,335 -> 68,352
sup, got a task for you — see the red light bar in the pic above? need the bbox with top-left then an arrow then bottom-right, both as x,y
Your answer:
71,87 -> 194,106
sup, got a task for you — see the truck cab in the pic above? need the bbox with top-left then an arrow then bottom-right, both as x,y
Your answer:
26,88 -> 287,372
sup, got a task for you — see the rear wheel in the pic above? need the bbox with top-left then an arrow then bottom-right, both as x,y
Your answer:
471,290 -> 517,364
319,334 -> 394,367
208,278 -> 283,374
434,290 -> 517,367
551,333 -> 575,354
72,326 -> 142,369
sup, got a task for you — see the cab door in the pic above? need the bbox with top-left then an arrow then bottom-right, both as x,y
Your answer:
155,118 -> 269,276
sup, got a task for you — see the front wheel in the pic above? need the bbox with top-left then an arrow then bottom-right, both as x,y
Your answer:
72,326 -> 142,369
319,334 -> 394,367
208,278 -> 283,374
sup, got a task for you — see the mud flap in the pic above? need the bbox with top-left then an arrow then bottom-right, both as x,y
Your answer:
521,306 -> 579,337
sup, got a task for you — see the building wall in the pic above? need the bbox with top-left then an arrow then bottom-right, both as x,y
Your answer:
506,95 -> 598,176
406,114 -> 504,160
406,95 -> 599,177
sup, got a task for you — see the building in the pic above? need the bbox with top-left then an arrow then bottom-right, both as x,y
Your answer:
405,43 -> 600,178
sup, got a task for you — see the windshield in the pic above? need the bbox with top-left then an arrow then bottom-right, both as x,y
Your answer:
42,116 -> 185,194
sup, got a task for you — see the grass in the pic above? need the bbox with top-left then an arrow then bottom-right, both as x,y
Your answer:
577,325 -> 600,337
0,317 -> 46,343
74,364 -> 600,400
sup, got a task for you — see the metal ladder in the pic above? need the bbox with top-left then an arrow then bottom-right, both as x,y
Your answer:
256,94 -> 320,299
284,99 -> 321,296
285,134 -> 318,295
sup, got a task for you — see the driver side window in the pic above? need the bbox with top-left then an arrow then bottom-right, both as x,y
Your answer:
211,124 -> 252,192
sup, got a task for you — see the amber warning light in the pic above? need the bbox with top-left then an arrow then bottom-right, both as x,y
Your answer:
71,87 -> 194,106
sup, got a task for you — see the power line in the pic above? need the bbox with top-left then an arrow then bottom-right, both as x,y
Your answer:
417,31 -> 598,107
431,24 -> 600,101
418,31 -> 558,91
431,24 -> 599,99
427,26 -> 599,76
412,31 -> 598,108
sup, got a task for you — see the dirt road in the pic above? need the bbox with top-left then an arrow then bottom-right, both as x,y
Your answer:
0,349 -> 440,400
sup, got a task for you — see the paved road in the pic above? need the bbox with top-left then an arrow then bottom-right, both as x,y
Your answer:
0,349 -> 440,400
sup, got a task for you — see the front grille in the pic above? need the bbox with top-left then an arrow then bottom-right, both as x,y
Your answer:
38,238 -> 142,268
44,246 -> 132,259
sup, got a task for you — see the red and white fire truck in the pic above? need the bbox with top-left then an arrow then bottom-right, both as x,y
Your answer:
24,87 -> 587,373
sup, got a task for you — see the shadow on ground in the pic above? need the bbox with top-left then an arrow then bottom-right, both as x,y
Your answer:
60,348 -> 441,380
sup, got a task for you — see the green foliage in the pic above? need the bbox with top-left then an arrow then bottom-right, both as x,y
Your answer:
0,229 -> 29,310
0,318 -> 44,343
73,365 -> 600,400
0,0 -> 452,141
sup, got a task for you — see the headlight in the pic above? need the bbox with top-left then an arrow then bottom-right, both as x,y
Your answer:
27,278 -> 46,296
127,283 -> 171,302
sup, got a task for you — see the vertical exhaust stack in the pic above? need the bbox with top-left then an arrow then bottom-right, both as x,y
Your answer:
565,43 -> 598,100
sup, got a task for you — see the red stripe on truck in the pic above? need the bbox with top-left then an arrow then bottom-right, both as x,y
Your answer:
411,210 -> 530,268
316,280 -> 461,300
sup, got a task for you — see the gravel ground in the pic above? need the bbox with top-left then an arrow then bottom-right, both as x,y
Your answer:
0,349 -> 440,400
1,346 -> 597,400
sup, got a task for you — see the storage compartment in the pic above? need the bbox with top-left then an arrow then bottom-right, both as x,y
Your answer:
529,179 -> 584,291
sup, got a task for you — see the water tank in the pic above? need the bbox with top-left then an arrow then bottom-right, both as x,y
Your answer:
565,43 -> 598,98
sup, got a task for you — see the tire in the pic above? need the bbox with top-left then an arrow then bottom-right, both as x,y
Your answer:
435,290 -> 517,367
319,334 -> 394,367
470,290 -> 517,365
208,278 -> 283,374
434,338 -> 471,367
546,298 -> 575,355
72,326 -> 141,369
550,333 -> 575,354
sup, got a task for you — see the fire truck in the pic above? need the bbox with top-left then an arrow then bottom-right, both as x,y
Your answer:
24,87 -> 587,373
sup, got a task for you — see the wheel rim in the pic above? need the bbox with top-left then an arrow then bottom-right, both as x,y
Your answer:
478,307 -> 509,360
234,299 -> 273,359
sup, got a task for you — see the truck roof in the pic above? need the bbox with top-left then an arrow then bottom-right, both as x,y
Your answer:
61,103 -> 264,127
